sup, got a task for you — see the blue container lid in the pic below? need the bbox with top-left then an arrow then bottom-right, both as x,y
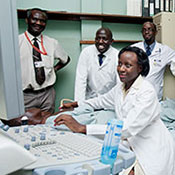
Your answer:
107,119 -> 123,126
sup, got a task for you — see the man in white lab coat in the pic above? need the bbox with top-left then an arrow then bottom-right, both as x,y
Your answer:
132,21 -> 175,101
74,27 -> 119,101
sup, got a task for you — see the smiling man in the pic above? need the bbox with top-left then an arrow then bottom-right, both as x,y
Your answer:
74,27 -> 119,101
19,8 -> 70,114
132,21 -> 175,101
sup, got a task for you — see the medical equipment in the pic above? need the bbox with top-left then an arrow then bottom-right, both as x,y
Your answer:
0,0 -> 25,121
0,121 -> 135,175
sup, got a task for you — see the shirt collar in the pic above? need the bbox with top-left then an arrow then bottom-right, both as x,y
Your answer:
26,30 -> 42,43
95,45 -> 112,57
144,41 -> 156,52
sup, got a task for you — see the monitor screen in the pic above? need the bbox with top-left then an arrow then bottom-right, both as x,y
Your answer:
0,0 -> 24,120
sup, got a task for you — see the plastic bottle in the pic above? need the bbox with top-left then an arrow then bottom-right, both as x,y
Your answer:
100,119 -> 123,165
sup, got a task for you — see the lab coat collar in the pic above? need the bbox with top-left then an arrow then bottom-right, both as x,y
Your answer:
25,30 -> 42,43
95,46 -> 113,68
144,41 -> 156,53
150,41 -> 162,56
132,75 -> 144,89
121,75 -> 144,104
95,45 -> 112,57
140,41 -> 161,57
122,75 -> 144,93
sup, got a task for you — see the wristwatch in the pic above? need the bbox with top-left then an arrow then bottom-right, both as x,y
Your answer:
21,116 -> 29,125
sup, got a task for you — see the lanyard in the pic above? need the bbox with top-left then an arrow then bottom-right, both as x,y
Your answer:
25,31 -> 47,55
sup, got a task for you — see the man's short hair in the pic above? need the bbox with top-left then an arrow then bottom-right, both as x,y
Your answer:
26,8 -> 48,20
143,21 -> 157,32
96,27 -> 113,40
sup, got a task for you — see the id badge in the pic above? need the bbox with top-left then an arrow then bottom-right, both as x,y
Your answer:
153,58 -> 161,67
34,61 -> 44,68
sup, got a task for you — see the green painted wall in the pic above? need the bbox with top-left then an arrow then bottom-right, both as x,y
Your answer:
103,0 -> 126,15
17,0 -> 143,112
16,0 -> 81,12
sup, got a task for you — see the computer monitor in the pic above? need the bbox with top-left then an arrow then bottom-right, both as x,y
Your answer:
0,0 -> 25,120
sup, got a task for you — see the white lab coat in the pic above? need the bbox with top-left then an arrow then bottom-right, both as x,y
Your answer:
132,41 -> 175,101
74,45 -> 119,101
86,76 -> 175,175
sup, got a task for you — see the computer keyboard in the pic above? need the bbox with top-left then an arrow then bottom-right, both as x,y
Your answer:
6,124 -> 103,169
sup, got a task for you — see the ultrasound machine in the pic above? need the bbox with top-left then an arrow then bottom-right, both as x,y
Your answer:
0,121 -> 135,175
0,1 -> 135,175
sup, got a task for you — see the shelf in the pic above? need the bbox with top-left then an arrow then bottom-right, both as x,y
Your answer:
80,40 -> 141,44
17,9 -> 152,24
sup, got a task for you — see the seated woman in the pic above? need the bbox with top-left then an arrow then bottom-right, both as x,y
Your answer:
53,46 -> 175,175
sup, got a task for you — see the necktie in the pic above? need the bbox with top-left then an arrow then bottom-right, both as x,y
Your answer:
33,38 -> 45,85
146,46 -> 151,56
98,54 -> 104,66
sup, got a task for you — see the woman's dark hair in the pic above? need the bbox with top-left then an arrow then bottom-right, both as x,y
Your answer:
118,46 -> 150,76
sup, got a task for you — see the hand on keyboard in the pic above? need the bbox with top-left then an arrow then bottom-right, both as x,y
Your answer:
54,114 -> 86,133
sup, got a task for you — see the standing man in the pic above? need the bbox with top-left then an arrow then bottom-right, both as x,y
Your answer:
19,8 -> 70,114
74,27 -> 119,101
132,21 -> 175,101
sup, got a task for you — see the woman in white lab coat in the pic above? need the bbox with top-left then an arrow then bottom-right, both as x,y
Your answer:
55,46 -> 175,175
